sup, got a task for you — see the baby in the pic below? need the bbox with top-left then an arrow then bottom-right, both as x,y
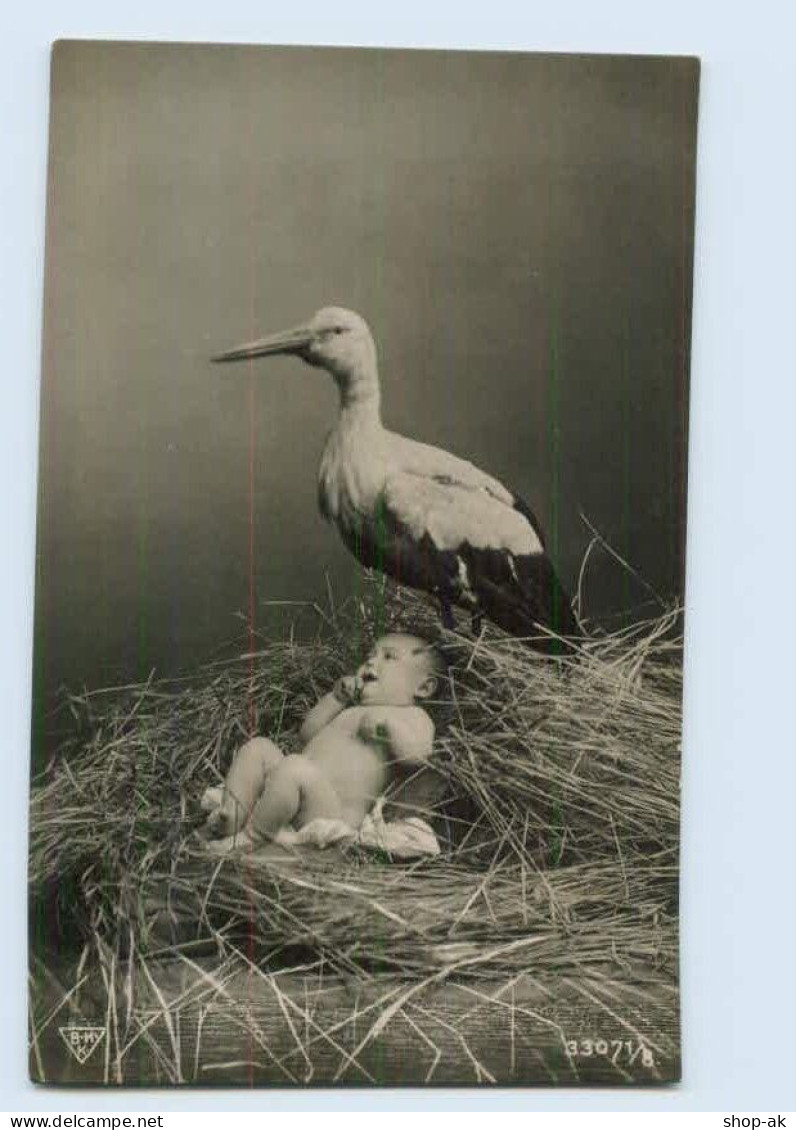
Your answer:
204,633 -> 444,853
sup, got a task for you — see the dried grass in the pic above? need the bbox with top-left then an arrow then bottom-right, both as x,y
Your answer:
28,576 -> 683,1084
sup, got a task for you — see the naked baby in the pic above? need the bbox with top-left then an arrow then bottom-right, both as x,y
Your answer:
203,633 -> 443,853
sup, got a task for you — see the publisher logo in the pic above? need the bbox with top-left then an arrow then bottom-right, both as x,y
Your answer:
58,1025 -> 105,1065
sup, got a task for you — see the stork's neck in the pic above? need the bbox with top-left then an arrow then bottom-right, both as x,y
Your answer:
337,355 -> 382,426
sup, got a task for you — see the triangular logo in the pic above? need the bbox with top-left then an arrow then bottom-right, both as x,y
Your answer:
58,1025 -> 105,1065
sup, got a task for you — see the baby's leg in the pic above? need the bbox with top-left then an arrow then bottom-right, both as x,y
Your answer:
209,737 -> 284,836
246,755 -> 344,841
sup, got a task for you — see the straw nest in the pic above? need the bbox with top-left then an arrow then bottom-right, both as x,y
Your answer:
29,578 -> 683,1084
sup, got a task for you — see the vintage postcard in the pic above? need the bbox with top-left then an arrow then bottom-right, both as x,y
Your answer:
29,41 -> 699,1086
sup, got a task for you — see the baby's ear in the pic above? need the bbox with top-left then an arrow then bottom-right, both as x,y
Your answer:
414,674 -> 438,701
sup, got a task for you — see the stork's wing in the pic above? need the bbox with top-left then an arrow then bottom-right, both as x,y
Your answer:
344,466 -> 578,646
388,436 -> 514,502
385,470 -> 544,558
385,433 -> 548,548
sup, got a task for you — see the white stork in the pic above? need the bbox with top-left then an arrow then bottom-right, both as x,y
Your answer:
213,306 -> 578,649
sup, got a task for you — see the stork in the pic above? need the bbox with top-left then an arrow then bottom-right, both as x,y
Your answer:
213,306 -> 578,650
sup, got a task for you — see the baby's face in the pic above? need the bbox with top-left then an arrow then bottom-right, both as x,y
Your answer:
356,634 -> 437,706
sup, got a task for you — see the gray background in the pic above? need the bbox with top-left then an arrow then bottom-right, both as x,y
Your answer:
4,0 -> 796,1115
34,42 -> 697,742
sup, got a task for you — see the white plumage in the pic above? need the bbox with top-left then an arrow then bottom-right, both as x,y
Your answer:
214,306 -> 577,648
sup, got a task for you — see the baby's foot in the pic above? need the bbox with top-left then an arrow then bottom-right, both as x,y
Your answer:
204,829 -> 256,856
205,806 -> 236,838
200,786 -> 224,813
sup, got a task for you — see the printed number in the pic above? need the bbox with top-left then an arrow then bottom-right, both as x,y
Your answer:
566,1038 -> 654,1067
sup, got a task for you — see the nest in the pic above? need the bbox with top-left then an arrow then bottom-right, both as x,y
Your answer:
29,580 -> 683,1084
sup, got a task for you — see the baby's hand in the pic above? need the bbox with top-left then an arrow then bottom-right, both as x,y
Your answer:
360,708 -> 433,764
333,674 -> 363,706
358,712 -> 390,746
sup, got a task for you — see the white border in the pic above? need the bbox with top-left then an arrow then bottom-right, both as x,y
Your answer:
3,0 -> 795,1112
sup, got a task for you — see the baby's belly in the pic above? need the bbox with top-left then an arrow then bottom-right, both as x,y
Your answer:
302,731 -> 389,826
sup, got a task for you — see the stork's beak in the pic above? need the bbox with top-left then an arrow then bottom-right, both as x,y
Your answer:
212,323 -> 313,363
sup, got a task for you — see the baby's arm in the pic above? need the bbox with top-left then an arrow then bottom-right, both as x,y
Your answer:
298,676 -> 360,744
359,707 -> 434,764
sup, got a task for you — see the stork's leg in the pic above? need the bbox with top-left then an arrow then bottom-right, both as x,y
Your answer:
440,597 -> 455,631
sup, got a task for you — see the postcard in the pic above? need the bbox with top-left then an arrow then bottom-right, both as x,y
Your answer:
29,41 -> 698,1086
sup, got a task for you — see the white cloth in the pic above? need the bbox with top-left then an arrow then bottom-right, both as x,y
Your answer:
275,797 -> 440,859
204,787 -> 440,859
357,797 -> 441,858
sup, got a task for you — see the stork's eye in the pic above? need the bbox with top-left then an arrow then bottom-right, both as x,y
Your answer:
333,326 -> 345,335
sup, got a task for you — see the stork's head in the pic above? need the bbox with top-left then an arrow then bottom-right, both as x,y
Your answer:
213,306 -> 378,398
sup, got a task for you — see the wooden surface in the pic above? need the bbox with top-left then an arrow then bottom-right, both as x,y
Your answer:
30,957 -> 679,1087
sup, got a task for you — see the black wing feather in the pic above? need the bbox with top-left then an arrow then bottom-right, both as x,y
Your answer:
461,543 -> 579,647
509,490 -> 547,551
339,493 -> 578,652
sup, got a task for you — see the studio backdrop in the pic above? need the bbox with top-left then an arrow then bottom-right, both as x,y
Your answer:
29,41 -> 698,1087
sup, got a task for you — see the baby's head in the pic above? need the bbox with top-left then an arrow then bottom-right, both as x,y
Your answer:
356,633 -> 444,707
